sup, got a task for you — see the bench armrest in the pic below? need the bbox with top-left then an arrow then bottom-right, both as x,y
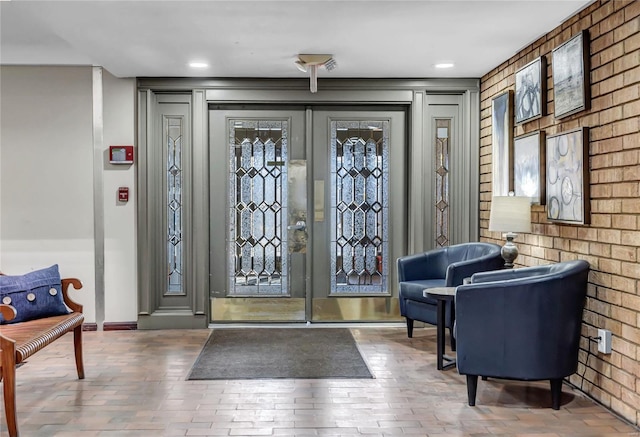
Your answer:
0,304 -> 17,322
61,278 -> 83,313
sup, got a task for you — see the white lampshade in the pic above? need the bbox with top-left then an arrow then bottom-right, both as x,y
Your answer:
489,196 -> 531,233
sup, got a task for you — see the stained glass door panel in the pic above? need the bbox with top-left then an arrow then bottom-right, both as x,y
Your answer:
311,110 -> 406,321
209,110 -> 307,322
330,121 -> 389,294
228,120 -> 288,296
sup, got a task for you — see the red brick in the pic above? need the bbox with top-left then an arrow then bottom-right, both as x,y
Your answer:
600,73 -> 625,94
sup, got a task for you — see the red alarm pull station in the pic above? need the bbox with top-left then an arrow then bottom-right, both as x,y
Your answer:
118,187 -> 129,202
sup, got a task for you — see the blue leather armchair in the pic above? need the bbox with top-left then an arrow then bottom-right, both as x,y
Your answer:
455,259 -> 590,410
397,242 -> 503,340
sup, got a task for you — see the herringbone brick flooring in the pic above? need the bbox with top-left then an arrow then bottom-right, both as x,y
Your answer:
2,327 -> 638,436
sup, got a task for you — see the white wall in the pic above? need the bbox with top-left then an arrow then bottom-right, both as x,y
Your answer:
103,70 -> 137,323
0,65 -> 137,325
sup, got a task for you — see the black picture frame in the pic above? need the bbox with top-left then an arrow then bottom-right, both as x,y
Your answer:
546,127 -> 590,224
491,90 -> 513,196
514,130 -> 545,205
515,57 -> 546,124
552,30 -> 590,119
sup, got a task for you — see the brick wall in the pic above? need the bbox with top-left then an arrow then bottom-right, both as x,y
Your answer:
479,0 -> 640,424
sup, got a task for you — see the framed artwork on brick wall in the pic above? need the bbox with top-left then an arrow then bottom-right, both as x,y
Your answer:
491,90 -> 513,196
552,30 -> 590,119
515,57 -> 546,124
546,127 -> 589,224
514,130 -> 545,205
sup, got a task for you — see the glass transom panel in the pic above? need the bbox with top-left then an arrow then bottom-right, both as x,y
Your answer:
330,121 -> 389,294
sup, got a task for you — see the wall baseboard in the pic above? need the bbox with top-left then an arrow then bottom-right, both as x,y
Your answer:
82,322 -> 138,331
103,322 -> 138,331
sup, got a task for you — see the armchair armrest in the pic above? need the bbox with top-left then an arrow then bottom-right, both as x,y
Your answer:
397,249 -> 448,282
61,278 -> 83,313
446,254 -> 504,286
469,264 -> 552,284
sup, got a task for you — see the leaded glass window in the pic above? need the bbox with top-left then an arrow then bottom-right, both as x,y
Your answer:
330,121 -> 389,294
435,120 -> 450,247
228,120 -> 288,295
167,117 -> 183,294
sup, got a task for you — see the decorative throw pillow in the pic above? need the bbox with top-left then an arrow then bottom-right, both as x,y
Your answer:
0,264 -> 70,324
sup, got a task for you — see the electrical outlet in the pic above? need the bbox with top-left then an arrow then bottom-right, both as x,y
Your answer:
597,328 -> 612,354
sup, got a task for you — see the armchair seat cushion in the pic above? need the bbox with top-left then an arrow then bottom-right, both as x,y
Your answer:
399,279 -> 445,304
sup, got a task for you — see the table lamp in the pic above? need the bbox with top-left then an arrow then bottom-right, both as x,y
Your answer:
489,195 -> 531,268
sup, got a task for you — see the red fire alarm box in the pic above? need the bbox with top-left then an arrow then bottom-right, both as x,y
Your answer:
109,145 -> 134,164
118,187 -> 129,202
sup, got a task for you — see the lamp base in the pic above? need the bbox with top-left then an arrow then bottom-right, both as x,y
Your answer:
501,233 -> 519,269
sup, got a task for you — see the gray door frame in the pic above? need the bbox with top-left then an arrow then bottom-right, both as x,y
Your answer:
136,78 -> 480,328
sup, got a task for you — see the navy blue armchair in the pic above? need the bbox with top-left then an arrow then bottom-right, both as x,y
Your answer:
397,242 -> 503,340
455,259 -> 590,409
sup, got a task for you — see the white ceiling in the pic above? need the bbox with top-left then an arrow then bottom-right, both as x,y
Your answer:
1,0 -> 593,79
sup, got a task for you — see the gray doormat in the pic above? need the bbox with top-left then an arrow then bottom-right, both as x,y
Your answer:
187,328 -> 373,380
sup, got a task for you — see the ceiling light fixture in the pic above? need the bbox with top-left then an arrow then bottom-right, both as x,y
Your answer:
435,62 -> 455,69
189,62 -> 208,68
295,54 -> 337,93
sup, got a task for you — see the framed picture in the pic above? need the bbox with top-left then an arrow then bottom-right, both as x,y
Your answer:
552,30 -> 590,119
546,127 -> 589,224
514,130 -> 545,204
491,90 -> 513,196
515,57 -> 546,124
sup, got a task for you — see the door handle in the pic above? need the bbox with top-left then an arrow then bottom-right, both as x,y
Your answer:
287,220 -> 306,231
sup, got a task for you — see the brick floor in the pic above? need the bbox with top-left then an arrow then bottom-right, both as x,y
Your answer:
2,327 -> 639,436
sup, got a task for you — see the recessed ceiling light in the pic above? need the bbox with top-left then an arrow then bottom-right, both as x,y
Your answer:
189,62 -> 208,68
435,63 -> 455,69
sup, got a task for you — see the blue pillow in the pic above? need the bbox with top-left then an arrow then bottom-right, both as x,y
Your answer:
0,264 -> 70,324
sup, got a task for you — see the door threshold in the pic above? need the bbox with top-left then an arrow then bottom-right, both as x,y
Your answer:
208,322 -> 405,329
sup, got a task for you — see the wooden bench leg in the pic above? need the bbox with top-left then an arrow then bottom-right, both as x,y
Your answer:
1,338 -> 19,437
73,325 -> 85,380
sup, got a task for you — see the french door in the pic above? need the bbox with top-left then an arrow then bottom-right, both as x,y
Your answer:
209,107 -> 406,322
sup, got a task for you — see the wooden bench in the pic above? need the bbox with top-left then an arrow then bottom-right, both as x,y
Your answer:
0,278 -> 85,437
